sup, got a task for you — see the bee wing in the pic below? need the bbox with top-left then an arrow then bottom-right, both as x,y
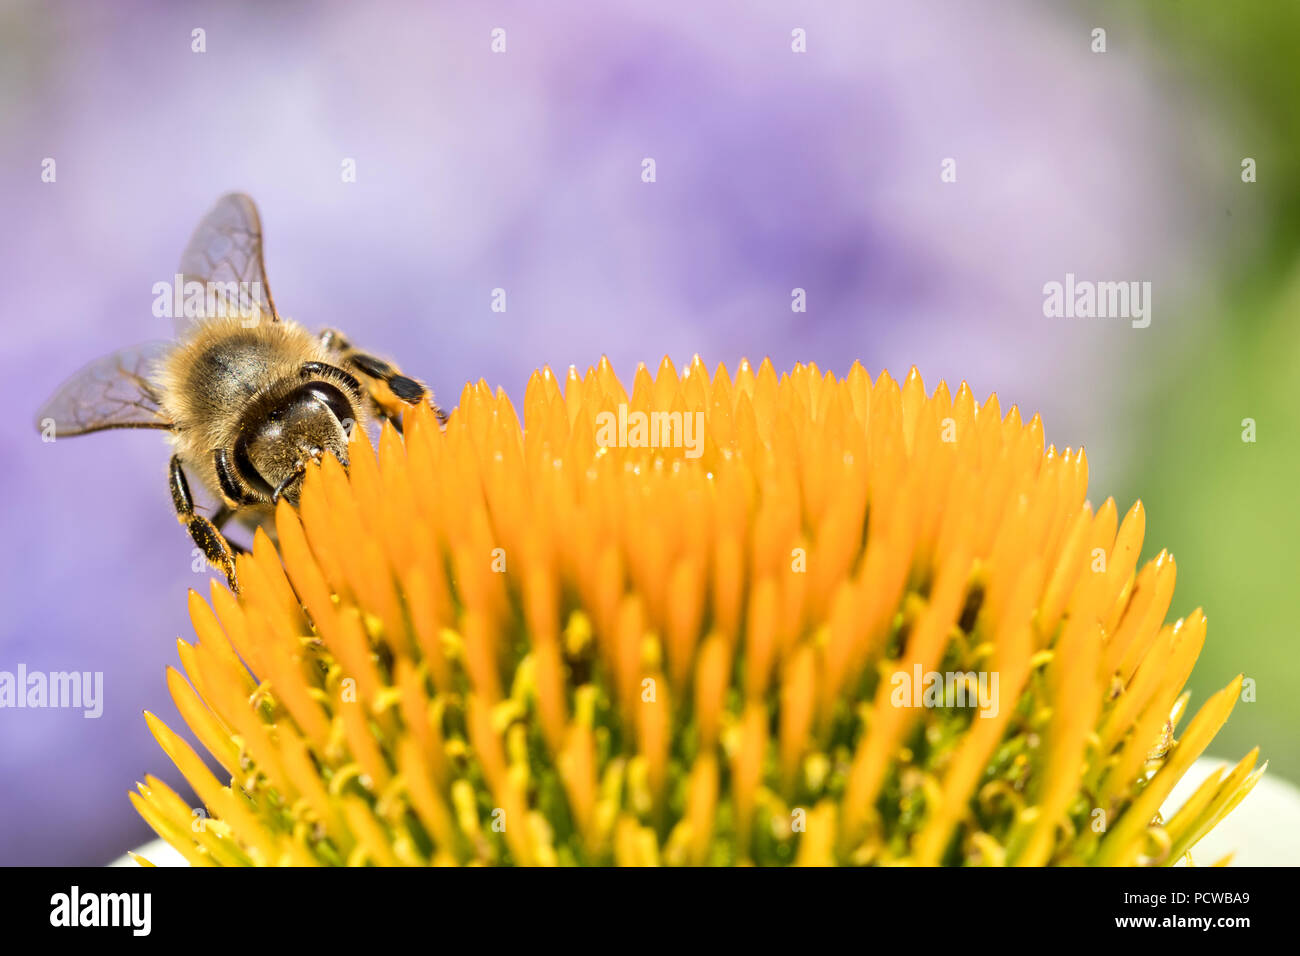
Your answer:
174,193 -> 279,337
35,342 -> 173,437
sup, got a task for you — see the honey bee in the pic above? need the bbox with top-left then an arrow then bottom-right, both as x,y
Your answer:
35,193 -> 442,591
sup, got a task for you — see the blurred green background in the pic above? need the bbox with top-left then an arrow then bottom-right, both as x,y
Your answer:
1106,0 -> 1300,781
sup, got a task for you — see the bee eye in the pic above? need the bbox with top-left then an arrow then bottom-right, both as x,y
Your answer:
232,433 -> 274,497
297,383 -> 355,429
299,361 -> 363,399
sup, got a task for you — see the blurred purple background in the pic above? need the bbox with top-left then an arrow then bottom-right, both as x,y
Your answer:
0,0 -> 1226,864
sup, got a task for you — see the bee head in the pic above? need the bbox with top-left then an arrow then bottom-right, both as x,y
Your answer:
233,379 -> 359,506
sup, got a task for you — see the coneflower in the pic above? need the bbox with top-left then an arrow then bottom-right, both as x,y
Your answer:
131,358 -> 1261,866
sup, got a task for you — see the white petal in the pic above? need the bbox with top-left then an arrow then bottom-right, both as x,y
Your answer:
107,837 -> 189,867
1163,756 -> 1300,866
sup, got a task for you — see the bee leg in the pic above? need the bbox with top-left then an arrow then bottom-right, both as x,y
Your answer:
211,505 -> 249,556
350,353 -> 448,431
318,328 -> 351,352
319,330 -> 446,428
376,405 -> 404,434
170,455 -> 240,591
